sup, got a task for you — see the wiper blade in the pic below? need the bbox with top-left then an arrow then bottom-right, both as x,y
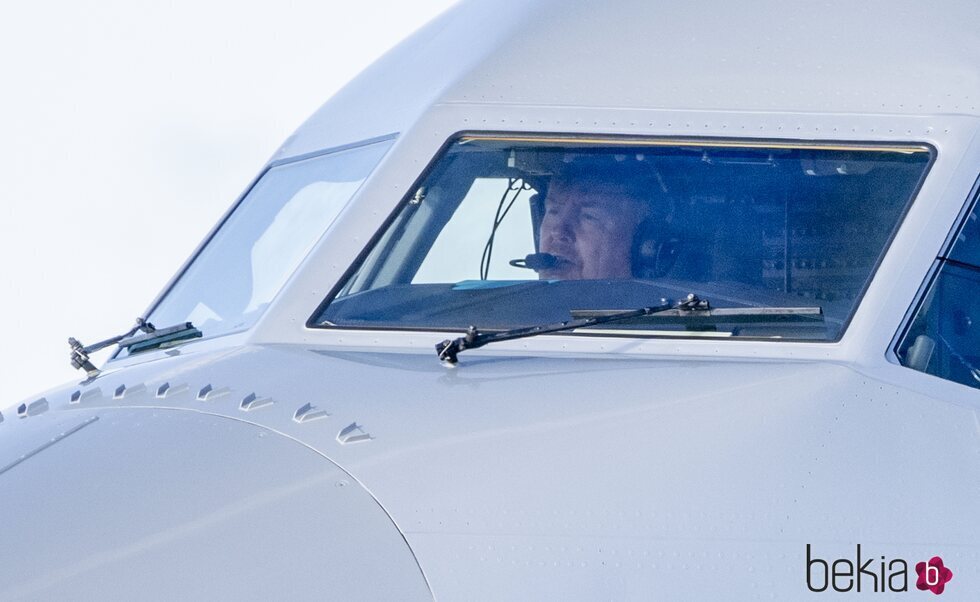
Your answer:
68,319 -> 201,377
570,306 -> 824,323
118,322 -> 202,354
435,301 -> 672,365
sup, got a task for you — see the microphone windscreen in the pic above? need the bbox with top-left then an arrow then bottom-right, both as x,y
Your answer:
509,253 -> 558,270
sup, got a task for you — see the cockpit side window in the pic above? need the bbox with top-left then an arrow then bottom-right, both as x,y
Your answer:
314,135 -> 932,342
145,138 -> 393,341
897,183 -> 980,389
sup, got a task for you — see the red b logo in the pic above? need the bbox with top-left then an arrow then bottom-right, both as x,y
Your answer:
915,556 -> 952,595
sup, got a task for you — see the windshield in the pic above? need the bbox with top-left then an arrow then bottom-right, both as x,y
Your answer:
313,135 -> 931,341
147,138 -> 392,340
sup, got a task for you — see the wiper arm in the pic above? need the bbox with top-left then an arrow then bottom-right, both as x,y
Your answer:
69,319 -> 202,377
435,300 -> 672,365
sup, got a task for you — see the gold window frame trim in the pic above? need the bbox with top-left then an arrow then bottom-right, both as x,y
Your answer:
459,134 -> 930,155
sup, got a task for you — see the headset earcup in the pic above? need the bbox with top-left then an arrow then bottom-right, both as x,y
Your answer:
654,239 -> 680,277
632,219 -> 679,279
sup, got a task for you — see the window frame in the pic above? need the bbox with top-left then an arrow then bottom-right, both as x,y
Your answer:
308,131 -> 936,344
113,134 -> 398,358
891,173 -> 980,385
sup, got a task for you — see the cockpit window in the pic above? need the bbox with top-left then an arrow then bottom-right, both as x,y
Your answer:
313,135 -> 931,341
146,138 -> 392,340
896,188 -> 980,389
948,193 -> 979,267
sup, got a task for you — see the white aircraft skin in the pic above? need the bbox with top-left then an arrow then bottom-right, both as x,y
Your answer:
4,0 -> 979,599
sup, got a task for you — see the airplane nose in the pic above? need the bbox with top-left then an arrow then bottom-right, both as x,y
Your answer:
0,408 -> 431,600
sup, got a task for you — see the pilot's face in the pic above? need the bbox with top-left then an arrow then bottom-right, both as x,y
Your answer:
538,180 -> 643,280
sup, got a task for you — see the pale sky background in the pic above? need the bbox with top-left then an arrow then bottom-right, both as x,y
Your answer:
0,0 -> 459,407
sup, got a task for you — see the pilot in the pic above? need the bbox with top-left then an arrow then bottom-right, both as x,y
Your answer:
536,165 -> 657,280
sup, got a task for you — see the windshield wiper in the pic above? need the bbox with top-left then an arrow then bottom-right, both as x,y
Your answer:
435,300 -> 672,365
570,306 -> 824,323
69,319 -> 202,377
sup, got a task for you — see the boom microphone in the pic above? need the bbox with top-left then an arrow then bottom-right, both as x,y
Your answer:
508,253 -> 558,271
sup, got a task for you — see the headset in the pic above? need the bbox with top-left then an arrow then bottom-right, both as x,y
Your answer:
510,220 -> 679,279
509,180 -> 681,280
630,218 -> 680,279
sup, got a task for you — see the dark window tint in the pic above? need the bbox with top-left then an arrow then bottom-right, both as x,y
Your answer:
897,263 -> 980,389
949,197 -> 979,267
316,136 -> 931,341
897,182 -> 980,389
